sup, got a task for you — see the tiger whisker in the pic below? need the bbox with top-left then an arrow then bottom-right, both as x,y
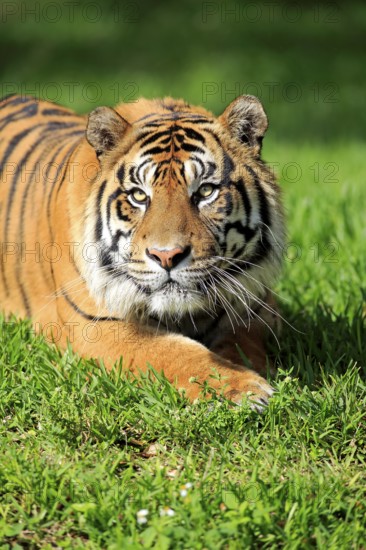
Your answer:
211,266 -> 280,346
204,271 -> 247,331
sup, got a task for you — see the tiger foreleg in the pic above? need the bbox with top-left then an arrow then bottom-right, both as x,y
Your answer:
57,319 -> 274,408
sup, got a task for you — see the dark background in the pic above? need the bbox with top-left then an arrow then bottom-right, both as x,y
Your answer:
1,0 -> 365,142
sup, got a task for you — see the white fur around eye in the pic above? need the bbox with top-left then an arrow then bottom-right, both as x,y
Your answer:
127,188 -> 150,208
197,187 -> 219,207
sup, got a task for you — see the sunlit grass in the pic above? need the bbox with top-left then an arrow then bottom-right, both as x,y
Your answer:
0,142 -> 365,548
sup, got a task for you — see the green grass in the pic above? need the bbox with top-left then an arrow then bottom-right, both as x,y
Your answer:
1,1 -> 366,547
0,327 -> 365,549
0,142 -> 365,548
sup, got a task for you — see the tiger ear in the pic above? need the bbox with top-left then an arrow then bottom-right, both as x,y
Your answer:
86,106 -> 130,158
219,95 -> 268,152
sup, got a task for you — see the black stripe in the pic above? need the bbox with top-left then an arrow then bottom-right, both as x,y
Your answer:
182,127 -> 206,143
43,141 -> 71,189
204,129 -> 223,147
246,232 -> 272,265
245,165 -> 271,227
109,228 -> 132,252
95,180 -> 107,241
122,271 -> 151,293
42,108 -> 75,117
224,220 -> 257,243
180,142 -> 205,154
135,112 -> 212,124
116,163 -> 125,184
3,125 -> 50,246
141,145 -> 170,156
139,130 -> 171,148
53,136 -> 83,202
140,122 -> 163,128
18,280 -> 32,317
172,156 -> 184,165
62,290 -> 121,322
135,112 -> 177,123
179,162 -> 186,184
134,131 -> 156,142
135,158 -> 151,183
154,159 -> 170,167
223,191 -> 233,216
173,133 -> 185,145
243,165 -> 272,264
116,200 -> 131,222
45,138 -> 82,240
19,142 -> 63,243
36,147 -> 72,288
0,127 -> 35,175
100,249 -> 113,269
155,165 -> 168,179
178,118 -> 213,125
236,178 -> 252,221
156,135 -> 172,146
128,164 -> 138,185
222,153 -> 234,185
106,187 -> 123,229
176,115 -> 211,121
134,113 -> 161,123
0,101 -> 38,132
43,121 -> 80,131
191,156 -> 205,176
233,244 -> 246,259
205,161 -> 217,179
0,123 -> 80,179
0,95 -> 33,109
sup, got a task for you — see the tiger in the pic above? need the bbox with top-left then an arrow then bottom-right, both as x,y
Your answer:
0,93 -> 285,408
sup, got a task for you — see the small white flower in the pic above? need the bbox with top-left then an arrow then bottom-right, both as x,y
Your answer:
160,506 -> 175,517
137,509 -> 149,524
179,483 -> 193,497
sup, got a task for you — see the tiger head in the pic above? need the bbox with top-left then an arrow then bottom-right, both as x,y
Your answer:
78,95 -> 284,323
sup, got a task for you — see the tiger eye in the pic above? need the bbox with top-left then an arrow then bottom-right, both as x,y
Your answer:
131,188 -> 148,203
198,184 -> 215,198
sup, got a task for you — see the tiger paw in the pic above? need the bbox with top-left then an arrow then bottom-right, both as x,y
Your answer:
224,377 -> 275,412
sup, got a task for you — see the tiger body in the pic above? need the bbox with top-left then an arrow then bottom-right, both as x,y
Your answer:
0,93 -> 284,405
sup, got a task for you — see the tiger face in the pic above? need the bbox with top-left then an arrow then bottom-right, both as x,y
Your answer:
81,96 -> 284,324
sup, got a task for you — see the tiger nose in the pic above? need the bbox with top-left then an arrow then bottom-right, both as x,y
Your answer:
146,246 -> 191,270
